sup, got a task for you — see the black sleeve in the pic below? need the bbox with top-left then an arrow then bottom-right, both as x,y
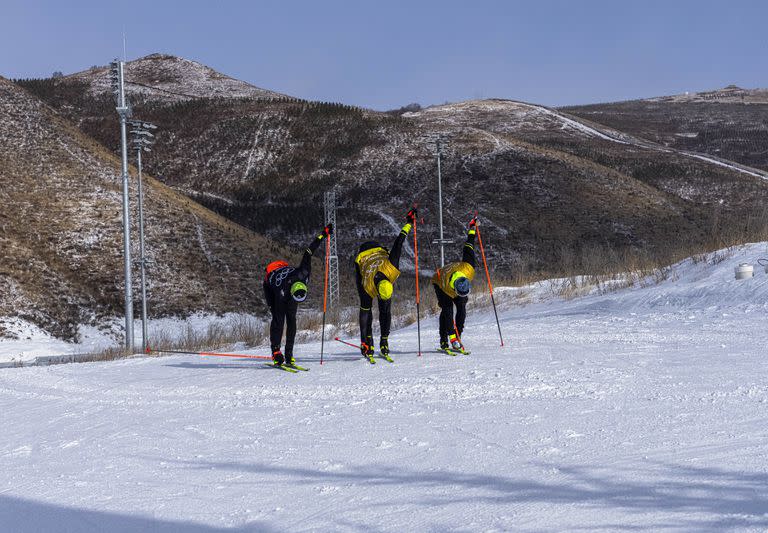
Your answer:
388,227 -> 409,269
462,230 -> 476,267
296,234 -> 325,279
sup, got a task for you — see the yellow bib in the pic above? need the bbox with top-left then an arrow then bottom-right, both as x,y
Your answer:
432,262 -> 476,298
356,247 -> 401,299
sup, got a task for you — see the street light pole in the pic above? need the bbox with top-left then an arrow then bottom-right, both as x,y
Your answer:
112,60 -> 134,352
430,134 -> 452,267
436,136 -> 446,267
129,120 -> 157,354
136,147 -> 148,351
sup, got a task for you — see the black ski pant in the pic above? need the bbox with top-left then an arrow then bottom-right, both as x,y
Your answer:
269,297 -> 298,356
434,285 -> 468,343
356,268 -> 391,345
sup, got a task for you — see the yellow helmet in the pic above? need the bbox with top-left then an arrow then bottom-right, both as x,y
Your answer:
377,279 -> 393,300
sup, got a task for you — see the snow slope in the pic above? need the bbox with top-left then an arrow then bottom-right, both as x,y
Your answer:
1,244 -> 768,531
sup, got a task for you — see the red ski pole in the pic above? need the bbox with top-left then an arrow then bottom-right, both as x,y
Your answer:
150,349 -> 272,360
413,208 -> 422,357
334,337 -> 363,350
334,337 -> 374,359
320,228 -> 331,365
475,220 -> 504,347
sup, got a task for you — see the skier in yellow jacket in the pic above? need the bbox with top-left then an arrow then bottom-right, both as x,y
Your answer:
354,208 -> 416,361
432,216 -> 477,352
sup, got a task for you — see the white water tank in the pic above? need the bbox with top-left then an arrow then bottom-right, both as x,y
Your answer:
735,263 -> 754,280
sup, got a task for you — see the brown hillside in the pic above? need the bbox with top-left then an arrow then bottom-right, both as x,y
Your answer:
0,76 -> 293,341
13,57 -> 768,290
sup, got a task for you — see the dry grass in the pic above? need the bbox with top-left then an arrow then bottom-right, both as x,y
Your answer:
146,315 -> 269,354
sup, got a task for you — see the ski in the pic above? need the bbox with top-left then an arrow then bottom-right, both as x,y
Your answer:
437,347 -> 471,356
380,352 -> 394,363
265,363 -> 298,373
286,363 -> 309,371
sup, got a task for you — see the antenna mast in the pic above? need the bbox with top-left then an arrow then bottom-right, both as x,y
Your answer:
324,190 -> 340,308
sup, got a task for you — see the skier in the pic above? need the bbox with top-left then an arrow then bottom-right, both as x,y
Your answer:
354,208 -> 416,362
432,216 -> 477,353
263,224 -> 332,367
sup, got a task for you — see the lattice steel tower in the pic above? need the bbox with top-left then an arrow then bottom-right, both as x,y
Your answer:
324,190 -> 340,307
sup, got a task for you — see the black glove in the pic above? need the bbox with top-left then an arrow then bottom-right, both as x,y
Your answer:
406,208 -> 417,224
469,216 -> 477,229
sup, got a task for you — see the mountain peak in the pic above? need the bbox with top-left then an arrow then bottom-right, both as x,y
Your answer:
67,52 -> 286,102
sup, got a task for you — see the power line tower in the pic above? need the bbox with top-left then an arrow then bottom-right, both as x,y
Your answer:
324,190 -> 340,308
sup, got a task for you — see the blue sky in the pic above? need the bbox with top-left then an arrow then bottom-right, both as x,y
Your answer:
2,0 -> 766,109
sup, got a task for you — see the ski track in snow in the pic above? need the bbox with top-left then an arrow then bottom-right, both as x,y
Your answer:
530,104 -> 630,144
2,244 -> 768,531
685,152 -> 768,180
424,100 -> 768,182
536,104 -> 768,181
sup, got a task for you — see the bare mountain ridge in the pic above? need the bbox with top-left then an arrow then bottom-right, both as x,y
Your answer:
66,53 -> 285,102
645,85 -> 768,104
562,86 -> 768,172
0,75 -> 291,341
14,56 -> 768,290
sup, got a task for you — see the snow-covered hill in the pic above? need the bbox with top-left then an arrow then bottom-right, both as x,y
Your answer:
1,243 -> 767,531
68,53 -> 285,102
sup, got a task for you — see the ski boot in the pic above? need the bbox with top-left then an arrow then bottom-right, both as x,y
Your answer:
450,334 -> 463,351
449,334 -> 469,355
439,339 -> 457,356
361,337 -> 376,364
272,350 -> 285,366
379,336 -> 393,363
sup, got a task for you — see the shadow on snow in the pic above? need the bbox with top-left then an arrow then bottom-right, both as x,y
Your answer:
164,458 -> 768,531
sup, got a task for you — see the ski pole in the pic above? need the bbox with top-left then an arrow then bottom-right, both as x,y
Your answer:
151,349 -> 272,360
334,337 -> 362,350
320,228 -> 330,365
413,207 -> 422,357
475,220 -> 504,347
334,337 -> 377,360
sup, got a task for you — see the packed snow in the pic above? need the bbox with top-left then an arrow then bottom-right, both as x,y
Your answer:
1,244 -> 768,531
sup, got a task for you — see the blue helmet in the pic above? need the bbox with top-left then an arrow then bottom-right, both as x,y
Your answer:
453,276 -> 471,297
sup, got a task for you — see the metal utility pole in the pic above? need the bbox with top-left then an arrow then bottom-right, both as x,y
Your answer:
323,190 -> 340,308
431,135 -> 453,267
111,59 -> 134,352
129,120 -> 157,353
